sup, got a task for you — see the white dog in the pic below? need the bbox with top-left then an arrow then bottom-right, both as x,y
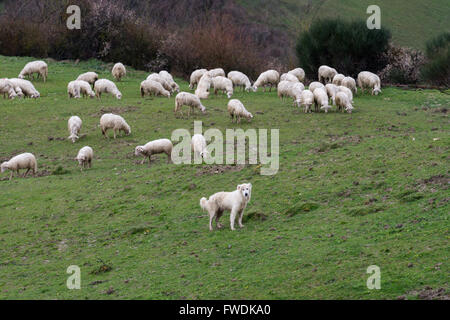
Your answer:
200,183 -> 252,231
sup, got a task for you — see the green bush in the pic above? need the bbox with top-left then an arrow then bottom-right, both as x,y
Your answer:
296,19 -> 391,79
421,32 -> 450,87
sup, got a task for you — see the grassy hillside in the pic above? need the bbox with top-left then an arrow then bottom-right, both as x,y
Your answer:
0,56 -> 449,299
238,0 -> 450,50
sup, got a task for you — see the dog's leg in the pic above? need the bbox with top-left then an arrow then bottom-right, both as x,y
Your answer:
230,209 -> 238,231
216,209 -> 224,229
238,209 -> 245,228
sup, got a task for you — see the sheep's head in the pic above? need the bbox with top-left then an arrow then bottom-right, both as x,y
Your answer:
373,88 -> 381,96
200,105 -> 206,114
116,93 -> 122,100
89,92 -> 95,99
32,92 -> 40,99
320,104 -> 331,113
346,105 -> 354,114
200,150 -> 209,159
18,74 -> 25,79
76,155 -> 86,165
68,134 -> 79,143
124,124 -> 131,135
1,162 -> 9,173
135,146 -> 145,156
246,113 -> 254,122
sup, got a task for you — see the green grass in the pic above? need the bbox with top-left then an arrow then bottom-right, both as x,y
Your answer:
238,0 -> 450,50
0,55 -> 449,299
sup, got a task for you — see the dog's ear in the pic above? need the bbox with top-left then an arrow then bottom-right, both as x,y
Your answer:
237,184 -> 242,190
248,183 -> 252,190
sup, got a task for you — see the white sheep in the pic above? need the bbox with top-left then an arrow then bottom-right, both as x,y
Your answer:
135,139 -> 173,165
18,61 -> 48,82
195,73 -> 212,99
0,78 -> 18,99
67,81 -> 81,99
1,153 -> 37,180
9,78 -> 40,98
277,81 -> 293,100
208,68 -> 226,78
314,87 -> 331,113
94,79 -> 122,99
189,69 -> 208,89
159,70 -> 179,92
288,68 -> 305,82
69,80 -> 95,98
335,91 -> 354,114
341,76 -> 357,94
280,73 -> 300,83
332,74 -> 345,86
112,63 -> 126,81
76,72 -> 98,85
318,65 -> 337,84
147,73 -> 173,92
253,70 -> 280,92
296,89 -> 315,113
212,76 -> 233,98
227,71 -> 254,92
278,81 -> 304,104
227,99 -> 253,123
357,71 -> 381,95
140,79 -> 170,98
337,85 -> 354,103
191,134 -> 208,159
325,83 -> 338,105
99,113 -> 131,139
175,92 -> 206,117
308,81 -> 325,93
75,146 -> 93,171
68,116 -> 83,143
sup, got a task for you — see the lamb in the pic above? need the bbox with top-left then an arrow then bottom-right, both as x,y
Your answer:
135,139 -> 173,165
335,91 -> 354,114
212,76 -> 233,98
9,78 -> 40,98
175,92 -> 206,117
195,73 -> 212,99
189,69 -> 208,89
308,81 -> 325,93
191,134 -> 208,159
337,85 -> 354,103
208,68 -> 226,78
357,71 -> 381,95
68,116 -> 82,143
75,146 -> 93,171
253,70 -> 280,92
18,61 -> 48,82
76,72 -> 98,85
227,71 -> 254,92
288,68 -> 305,82
280,73 -> 300,83
94,79 -> 122,99
0,78 -> 18,99
227,99 -> 253,123
147,73 -> 173,92
99,113 -> 131,139
332,74 -> 345,86
325,83 -> 338,105
314,87 -> 331,113
159,70 -> 180,92
140,79 -> 170,98
296,89 -> 314,113
318,65 -> 338,84
341,76 -> 357,94
1,153 -> 37,180
112,62 -> 126,81
200,183 -> 252,231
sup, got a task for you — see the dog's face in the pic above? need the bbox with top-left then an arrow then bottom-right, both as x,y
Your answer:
237,183 -> 252,201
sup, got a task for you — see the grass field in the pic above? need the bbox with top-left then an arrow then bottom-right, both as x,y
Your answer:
0,56 -> 448,300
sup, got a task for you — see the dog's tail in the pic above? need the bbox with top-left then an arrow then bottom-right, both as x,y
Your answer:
200,197 -> 208,211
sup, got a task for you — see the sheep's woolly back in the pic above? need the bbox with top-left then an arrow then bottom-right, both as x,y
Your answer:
212,76 -> 233,98
94,79 -> 122,99
135,139 -> 173,157
100,113 -> 131,134
309,81 -> 325,93
189,69 -> 208,89
337,85 -> 354,103
314,87 -> 331,112
175,92 -> 206,113
318,65 -> 338,84
357,71 -> 381,95
297,89 -> 315,112
332,74 -> 345,86
191,134 -> 208,158
19,61 -> 48,81
76,72 -> 98,84
68,116 -> 82,143
227,99 -> 253,121
280,73 -> 299,83
208,68 -> 225,78
140,79 -> 170,98
341,76 -> 357,94
254,70 -> 280,89
0,78 -> 18,99
227,71 -> 252,91
195,74 -> 212,99
335,91 -> 354,113
288,68 -> 305,82
9,78 -> 40,98
1,153 -> 37,173
112,63 -> 126,81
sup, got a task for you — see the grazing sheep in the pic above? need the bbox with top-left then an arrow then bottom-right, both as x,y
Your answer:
195,73 -> 212,99
191,134 -> 208,159
147,73 -> 173,92
314,87 -> 331,113
318,65 -> 337,84
159,70 -> 179,93
278,81 -> 304,104
69,80 -> 95,98
0,78 -> 18,99
135,139 -> 173,165
99,113 -> 131,139
68,116 -> 82,143
75,146 -> 93,171
112,62 -> 126,81
296,89 -> 315,113
325,83 -> 338,105
189,69 -> 208,89
208,68 -> 226,78
308,81 -> 325,93
277,81 -> 293,100
140,79 -> 170,98
253,70 -> 280,92
357,71 -> 381,95
76,72 -> 98,85
227,71 -> 254,92
9,78 -> 40,98
227,99 -> 253,123
337,85 -> 354,103
94,79 -> 122,99
280,73 -> 300,83
67,81 -> 81,99
341,76 -> 357,94
200,183 -> 252,231
18,61 -> 48,82
288,68 -> 305,82
332,74 -> 345,86
1,153 -> 37,180
335,91 -> 354,114
212,76 -> 233,98
175,92 -> 206,117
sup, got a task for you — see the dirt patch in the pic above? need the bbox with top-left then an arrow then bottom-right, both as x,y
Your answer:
420,174 -> 449,189
244,211 -> 268,222
91,106 -> 140,117
285,202 -> 319,217
406,287 -> 449,300
195,164 -> 245,176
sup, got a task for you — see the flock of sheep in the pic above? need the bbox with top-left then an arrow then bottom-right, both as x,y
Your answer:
1,60 -> 382,181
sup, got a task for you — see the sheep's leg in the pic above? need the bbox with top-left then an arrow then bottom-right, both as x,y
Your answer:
166,153 -> 172,164
209,211 -> 215,231
230,209 -> 238,231
238,209 -> 245,228
113,129 -> 117,139
9,171 -> 13,180
148,156 -> 152,167
24,168 -> 30,177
